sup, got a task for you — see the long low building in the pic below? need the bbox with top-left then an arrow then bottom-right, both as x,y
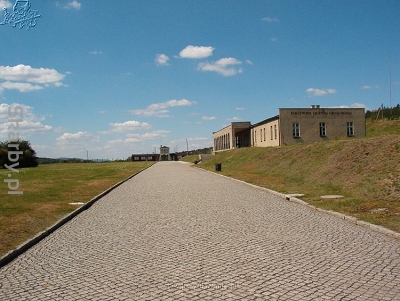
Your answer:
213,106 -> 365,152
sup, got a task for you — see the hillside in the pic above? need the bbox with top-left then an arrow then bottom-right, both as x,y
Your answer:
196,120 -> 400,233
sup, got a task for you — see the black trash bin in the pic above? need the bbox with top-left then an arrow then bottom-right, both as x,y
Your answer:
215,163 -> 222,172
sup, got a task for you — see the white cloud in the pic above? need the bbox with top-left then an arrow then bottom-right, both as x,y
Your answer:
131,108 -> 169,118
245,60 -> 253,65
0,0 -> 12,9
105,131 -> 170,148
198,57 -> 243,76
271,37 -> 278,42
0,65 -> 66,93
262,17 -> 279,23
155,54 -> 170,66
150,99 -> 194,109
361,85 -> 380,90
126,130 -> 169,141
56,132 -> 100,148
0,103 -> 53,139
0,81 -> 43,93
179,45 -> 214,59
104,120 -> 151,133
170,136 -> 212,151
236,107 -> 244,111
130,99 -> 196,117
202,116 -> 216,120
64,1 -> 81,10
90,50 -> 102,55
306,88 -> 337,97
0,64 -> 65,84
334,103 -> 367,109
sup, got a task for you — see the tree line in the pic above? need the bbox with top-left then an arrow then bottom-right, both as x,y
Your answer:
365,104 -> 400,120
0,140 -> 38,168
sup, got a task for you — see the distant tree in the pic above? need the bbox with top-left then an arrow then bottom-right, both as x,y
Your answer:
0,140 -> 39,168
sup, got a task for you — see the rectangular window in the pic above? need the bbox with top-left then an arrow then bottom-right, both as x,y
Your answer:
255,130 -> 257,143
134,156 -> 139,161
270,126 -> 273,140
260,129 -> 262,141
293,123 -> 300,138
264,128 -> 266,141
319,122 -> 326,137
347,122 -> 354,136
274,125 -> 277,139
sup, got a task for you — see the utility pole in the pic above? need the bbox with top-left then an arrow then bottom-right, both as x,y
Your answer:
186,138 -> 189,156
390,59 -> 393,120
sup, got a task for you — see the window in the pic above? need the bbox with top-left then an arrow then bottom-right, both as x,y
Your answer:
270,126 -> 273,140
255,130 -> 256,143
293,123 -> 300,138
260,129 -> 262,141
264,127 -> 266,141
319,122 -> 326,137
274,125 -> 277,139
134,156 -> 139,161
347,122 -> 354,136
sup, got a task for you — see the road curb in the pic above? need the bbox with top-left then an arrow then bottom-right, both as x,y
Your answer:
198,166 -> 400,241
0,163 -> 155,268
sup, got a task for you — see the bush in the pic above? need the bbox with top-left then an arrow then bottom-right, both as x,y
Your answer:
0,140 -> 39,168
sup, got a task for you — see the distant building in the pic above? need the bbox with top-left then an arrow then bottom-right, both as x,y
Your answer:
132,146 -> 179,162
159,145 -> 171,161
131,154 -> 158,161
213,106 -> 366,152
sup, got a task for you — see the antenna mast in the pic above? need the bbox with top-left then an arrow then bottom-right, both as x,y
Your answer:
390,60 -> 393,119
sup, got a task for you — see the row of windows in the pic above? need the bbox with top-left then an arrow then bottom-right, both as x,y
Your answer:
133,156 -> 153,161
292,122 -> 355,138
254,125 -> 278,143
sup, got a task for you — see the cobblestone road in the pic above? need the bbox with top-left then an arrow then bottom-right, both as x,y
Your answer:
1,162 -> 400,300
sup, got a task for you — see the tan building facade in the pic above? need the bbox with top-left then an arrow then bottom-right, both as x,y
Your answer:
213,122 -> 251,152
279,107 -> 365,145
251,115 -> 280,147
213,106 -> 365,152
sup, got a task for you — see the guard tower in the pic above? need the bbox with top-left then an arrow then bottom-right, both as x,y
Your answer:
159,145 -> 171,161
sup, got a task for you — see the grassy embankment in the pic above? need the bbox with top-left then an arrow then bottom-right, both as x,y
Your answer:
184,120 -> 400,233
0,161 -> 154,257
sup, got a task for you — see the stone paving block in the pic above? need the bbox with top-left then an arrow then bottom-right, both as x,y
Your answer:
1,162 -> 400,300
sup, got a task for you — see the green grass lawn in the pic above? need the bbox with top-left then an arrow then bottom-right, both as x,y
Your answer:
0,161 -> 154,257
179,155 -> 199,163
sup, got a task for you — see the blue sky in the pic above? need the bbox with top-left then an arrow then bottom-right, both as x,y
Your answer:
0,0 -> 399,159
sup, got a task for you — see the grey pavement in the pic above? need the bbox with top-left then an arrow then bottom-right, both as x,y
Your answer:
1,161 -> 400,300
